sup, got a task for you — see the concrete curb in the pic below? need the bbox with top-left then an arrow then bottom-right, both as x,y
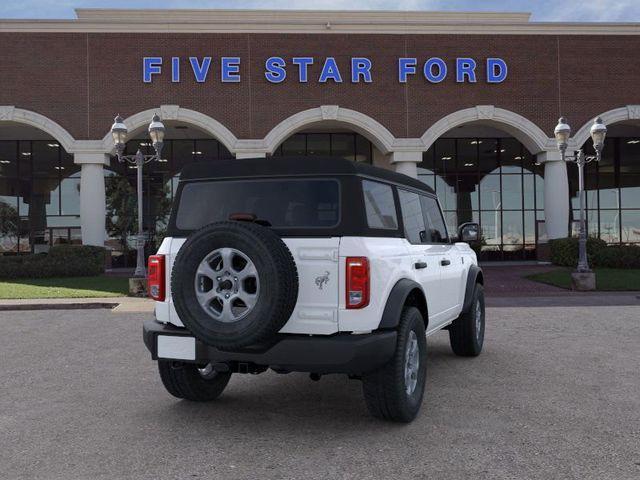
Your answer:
0,302 -> 119,311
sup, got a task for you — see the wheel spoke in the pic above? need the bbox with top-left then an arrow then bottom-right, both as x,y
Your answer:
237,263 -> 257,281
236,291 -> 257,309
195,287 -> 217,305
196,262 -> 218,281
220,297 -> 237,322
220,248 -> 234,272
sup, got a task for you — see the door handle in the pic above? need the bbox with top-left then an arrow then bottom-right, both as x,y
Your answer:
440,259 -> 451,266
414,262 -> 428,270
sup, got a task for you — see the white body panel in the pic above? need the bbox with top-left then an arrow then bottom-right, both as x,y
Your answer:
154,235 -> 477,335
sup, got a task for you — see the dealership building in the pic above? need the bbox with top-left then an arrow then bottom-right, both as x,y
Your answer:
1,9 -> 640,263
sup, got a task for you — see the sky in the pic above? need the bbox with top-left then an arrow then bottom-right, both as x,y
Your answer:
1,0 -> 640,22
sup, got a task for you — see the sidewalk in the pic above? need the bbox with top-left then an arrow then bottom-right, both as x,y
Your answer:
0,296 -> 153,312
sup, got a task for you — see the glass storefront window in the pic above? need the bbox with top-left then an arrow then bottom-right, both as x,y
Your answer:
0,141 -> 18,177
306,134 -> 331,156
502,175 -> 523,210
599,210 -> 620,243
568,136 -> 640,244
419,136 -> 545,260
274,132 -> 373,163
331,134 -> 355,161
621,210 -> 640,243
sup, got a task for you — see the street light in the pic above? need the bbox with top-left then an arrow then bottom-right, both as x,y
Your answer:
110,113 -> 165,278
553,116 -> 607,276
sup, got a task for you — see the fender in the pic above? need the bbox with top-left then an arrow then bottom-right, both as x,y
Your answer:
461,264 -> 483,314
378,279 -> 427,330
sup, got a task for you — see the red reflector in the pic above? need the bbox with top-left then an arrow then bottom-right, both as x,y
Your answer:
148,255 -> 165,301
346,257 -> 369,309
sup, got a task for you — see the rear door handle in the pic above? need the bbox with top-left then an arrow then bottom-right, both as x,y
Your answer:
440,259 -> 451,266
414,262 -> 428,270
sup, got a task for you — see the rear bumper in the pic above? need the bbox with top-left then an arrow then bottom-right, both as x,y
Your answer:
143,320 -> 397,375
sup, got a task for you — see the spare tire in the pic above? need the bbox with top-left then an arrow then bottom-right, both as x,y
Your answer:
171,221 -> 298,350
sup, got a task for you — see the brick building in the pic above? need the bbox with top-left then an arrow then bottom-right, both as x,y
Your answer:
1,9 -> 639,262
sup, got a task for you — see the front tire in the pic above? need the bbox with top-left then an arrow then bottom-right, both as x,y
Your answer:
362,306 -> 427,423
158,361 -> 232,402
449,283 -> 485,357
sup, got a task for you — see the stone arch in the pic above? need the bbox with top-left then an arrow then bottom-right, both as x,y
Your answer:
262,106 -> 397,155
100,105 -> 239,154
572,105 -> 640,148
0,106 -> 76,152
420,106 -> 552,154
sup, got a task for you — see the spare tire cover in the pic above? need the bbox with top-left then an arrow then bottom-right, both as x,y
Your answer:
171,221 -> 298,350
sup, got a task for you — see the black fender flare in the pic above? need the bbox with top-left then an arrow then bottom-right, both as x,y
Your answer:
378,279 -> 428,330
461,265 -> 484,314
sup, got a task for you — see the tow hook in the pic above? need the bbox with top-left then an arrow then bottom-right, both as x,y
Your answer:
309,373 -> 321,381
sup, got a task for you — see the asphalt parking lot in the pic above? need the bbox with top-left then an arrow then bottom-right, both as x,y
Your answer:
1,306 -> 639,480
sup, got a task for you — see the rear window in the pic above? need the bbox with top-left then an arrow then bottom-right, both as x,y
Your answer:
175,178 -> 340,231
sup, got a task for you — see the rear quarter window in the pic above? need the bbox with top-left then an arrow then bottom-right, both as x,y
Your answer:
362,180 -> 398,230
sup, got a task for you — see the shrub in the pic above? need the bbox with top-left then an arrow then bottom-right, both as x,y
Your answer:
0,245 -> 106,279
593,245 -> 640,269
549,237 -> 607,267
550,237 -> 640,269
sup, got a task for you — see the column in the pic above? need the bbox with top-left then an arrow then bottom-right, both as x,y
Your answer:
538,151 -> 569,239
390,151 -> 422,179
235,151 -> 267,159
75,152 -> 110,246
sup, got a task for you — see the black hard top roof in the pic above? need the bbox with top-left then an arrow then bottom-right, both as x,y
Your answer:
179,156 -> 435,194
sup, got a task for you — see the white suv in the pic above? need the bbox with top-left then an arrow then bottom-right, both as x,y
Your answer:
143,157 -> 484,422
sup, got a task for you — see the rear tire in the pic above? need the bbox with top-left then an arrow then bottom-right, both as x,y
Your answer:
362,306 -> 427,423
449,283 -> 485,357
158,361 -> 232,402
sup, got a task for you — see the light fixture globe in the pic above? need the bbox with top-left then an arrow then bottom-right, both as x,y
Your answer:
148,113 -> 165,144
110,115 -> 128,151
554,117 -> 571,153
590,116 -> 607,153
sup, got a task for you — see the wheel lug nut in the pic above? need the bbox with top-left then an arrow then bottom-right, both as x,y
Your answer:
225,294 -> 230,299
216,277 -> 221,281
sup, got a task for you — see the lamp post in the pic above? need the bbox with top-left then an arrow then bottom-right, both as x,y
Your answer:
553,116 -> 607,279
110,114 -> 165,278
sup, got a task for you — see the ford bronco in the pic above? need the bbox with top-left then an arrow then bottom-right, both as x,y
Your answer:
143,156 -> 484,422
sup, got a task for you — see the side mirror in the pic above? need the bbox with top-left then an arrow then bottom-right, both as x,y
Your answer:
458,222 -> 480,243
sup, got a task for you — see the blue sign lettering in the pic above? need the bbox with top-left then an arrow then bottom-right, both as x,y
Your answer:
141,56 -> 508,85
265,56 -> 287,83
351,58 -> 372,83
487,58 -> 508,83
292,57 -> 314,82
398,58 -> 417,83
189,57 -> 211,83
319,57 -> 343,83
221,57 -> 241,83
424,57 -> 447,83
456,58 -> 477,83
143,57 -> 162,83
171,57 -> 180,83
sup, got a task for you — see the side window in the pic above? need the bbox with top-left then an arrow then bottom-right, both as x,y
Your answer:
420,195 -> 449,243
362,180 -> 398,230
398,189 -> 427,244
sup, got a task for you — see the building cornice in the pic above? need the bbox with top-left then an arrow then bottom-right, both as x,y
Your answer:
0,9 -> 639,35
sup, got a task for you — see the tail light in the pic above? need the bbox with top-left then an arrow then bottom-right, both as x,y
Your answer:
148,255 -> 165,301
346,257 -> 369,309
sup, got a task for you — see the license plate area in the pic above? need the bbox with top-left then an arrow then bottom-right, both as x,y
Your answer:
157,335 -> 196,360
